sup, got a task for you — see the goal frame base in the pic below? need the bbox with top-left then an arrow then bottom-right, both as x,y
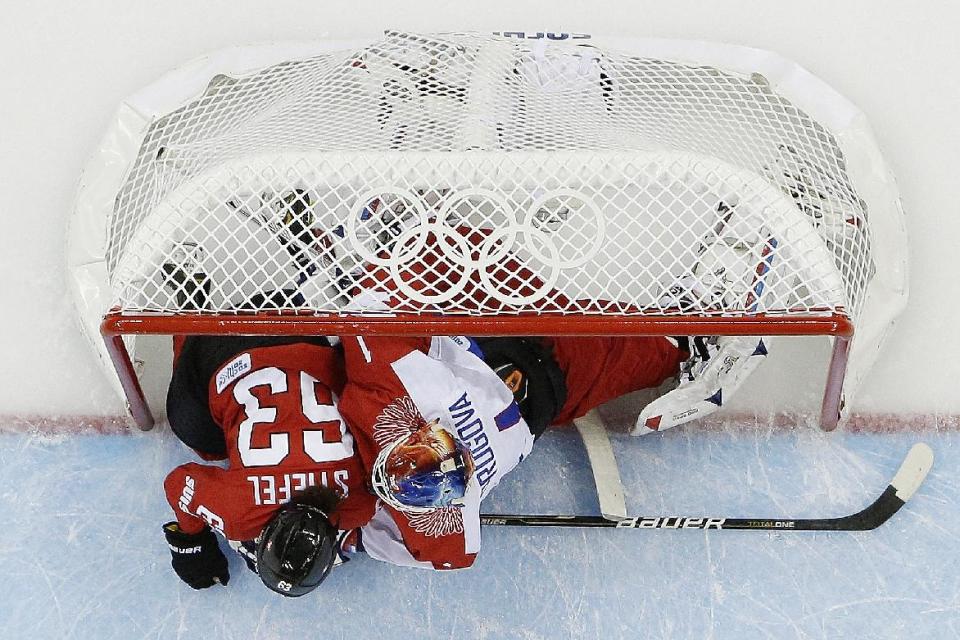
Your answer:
100,310 -> 852,432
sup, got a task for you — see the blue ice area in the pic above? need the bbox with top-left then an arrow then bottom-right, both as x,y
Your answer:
0,423 -> 956,640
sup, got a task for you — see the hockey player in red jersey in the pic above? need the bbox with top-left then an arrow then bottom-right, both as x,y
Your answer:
161,334 -> 376,596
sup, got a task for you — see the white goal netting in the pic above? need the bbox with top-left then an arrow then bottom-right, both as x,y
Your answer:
105,32 -> 872,319
69,32 -> 907,422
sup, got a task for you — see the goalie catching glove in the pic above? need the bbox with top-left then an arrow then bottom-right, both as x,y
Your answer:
162,522 -> 230,590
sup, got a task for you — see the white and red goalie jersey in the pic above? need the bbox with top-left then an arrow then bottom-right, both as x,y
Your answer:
339,334 -> 534,569
162,334 -> 540,571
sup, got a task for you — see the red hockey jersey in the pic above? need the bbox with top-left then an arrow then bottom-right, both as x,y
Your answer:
164,343 -> 375,542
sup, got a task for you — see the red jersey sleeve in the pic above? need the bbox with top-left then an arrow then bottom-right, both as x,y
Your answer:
339,336 -> 430,468
349,227 -> 575,315
164,463 -> 231,536
339,336 -> 477,569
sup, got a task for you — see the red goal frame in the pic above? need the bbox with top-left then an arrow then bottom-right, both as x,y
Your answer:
101,310 -> 852,432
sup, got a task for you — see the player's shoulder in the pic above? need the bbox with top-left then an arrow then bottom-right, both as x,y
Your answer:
210,338 -> 343,397
164,461 -> 221,485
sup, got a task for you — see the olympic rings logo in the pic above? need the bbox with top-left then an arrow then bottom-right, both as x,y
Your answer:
344,187 -> 607,306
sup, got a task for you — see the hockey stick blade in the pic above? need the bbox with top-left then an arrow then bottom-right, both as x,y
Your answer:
480,443 -> 933,532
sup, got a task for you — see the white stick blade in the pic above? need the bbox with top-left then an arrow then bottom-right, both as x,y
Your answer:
891,442 -> 934,502
574,410 -> 628,521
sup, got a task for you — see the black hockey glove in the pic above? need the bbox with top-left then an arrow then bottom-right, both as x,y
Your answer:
163,522 -> 230,589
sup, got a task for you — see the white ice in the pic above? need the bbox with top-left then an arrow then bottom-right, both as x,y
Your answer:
1,422 -> 955,640
1,2 -> 958,638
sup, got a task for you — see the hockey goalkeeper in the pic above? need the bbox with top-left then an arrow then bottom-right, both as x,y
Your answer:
332,203 -> 769,570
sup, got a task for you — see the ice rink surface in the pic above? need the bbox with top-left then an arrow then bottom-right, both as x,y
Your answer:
1,422 -> 955,640
1,2 -> 957,638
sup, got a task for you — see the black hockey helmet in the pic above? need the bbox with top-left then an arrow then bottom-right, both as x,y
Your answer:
256,501 -> 339,597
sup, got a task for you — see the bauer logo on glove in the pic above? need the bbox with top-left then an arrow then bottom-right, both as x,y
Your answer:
162,522 -> 230,590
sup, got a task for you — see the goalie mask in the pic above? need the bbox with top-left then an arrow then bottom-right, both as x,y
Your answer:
256,500 -> 339,598
372,420 -> 476,513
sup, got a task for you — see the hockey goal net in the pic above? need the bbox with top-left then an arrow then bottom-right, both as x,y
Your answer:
68,31 -> 906,431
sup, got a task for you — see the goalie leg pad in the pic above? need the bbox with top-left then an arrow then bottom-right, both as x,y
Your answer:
633,337 -> 769,434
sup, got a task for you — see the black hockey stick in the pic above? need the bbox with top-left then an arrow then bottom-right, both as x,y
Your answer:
480,443 -> 933,531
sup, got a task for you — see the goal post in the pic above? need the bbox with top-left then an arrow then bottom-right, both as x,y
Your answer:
70,31 -> 905,431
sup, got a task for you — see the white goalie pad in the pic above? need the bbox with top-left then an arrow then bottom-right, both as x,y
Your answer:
636,337 -> 770,433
